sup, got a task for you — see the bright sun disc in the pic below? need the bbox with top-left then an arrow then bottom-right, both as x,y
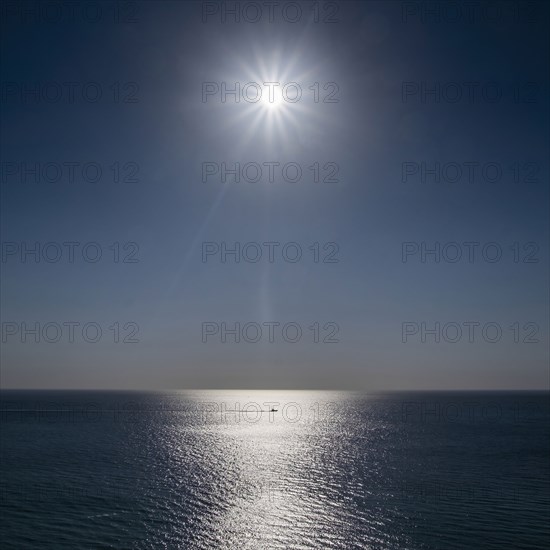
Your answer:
260,89 -> 284,110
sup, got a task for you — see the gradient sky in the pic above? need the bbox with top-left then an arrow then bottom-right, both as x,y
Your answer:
1,0 -> 548,390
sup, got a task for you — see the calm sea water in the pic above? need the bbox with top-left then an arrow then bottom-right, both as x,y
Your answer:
1,391 -> 549,549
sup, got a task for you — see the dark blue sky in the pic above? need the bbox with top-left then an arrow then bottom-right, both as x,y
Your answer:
1,1 -> 548,389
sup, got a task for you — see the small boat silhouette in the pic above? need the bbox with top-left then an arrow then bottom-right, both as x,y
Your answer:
270,408 -> 278,412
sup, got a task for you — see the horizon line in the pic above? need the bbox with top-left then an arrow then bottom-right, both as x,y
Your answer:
1,388 -> 548,392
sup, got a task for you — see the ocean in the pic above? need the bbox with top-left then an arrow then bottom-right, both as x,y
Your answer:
1,390 -> 549,549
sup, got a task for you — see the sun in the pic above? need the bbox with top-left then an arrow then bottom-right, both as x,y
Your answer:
205,42 -> 338,149
259,87 -> 285,110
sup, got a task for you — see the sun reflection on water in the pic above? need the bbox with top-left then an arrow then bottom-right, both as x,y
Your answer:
159,390 -> 382,549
